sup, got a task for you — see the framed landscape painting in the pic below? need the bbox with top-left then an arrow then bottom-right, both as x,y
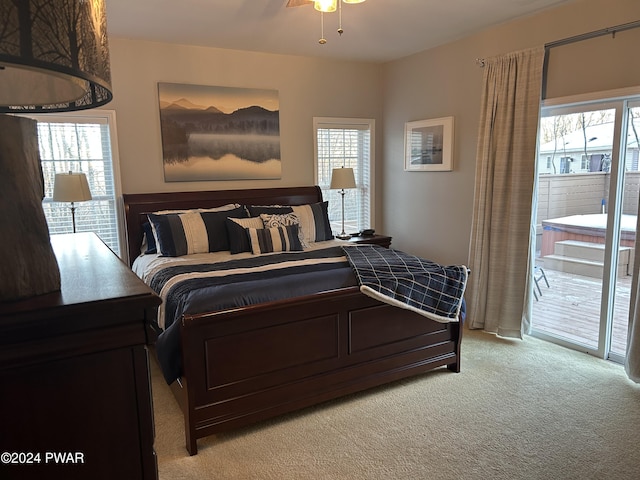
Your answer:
158,83 -> 281,181
404,116 -> 454,172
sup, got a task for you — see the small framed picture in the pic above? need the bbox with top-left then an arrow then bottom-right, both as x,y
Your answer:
404,116 -> 454,171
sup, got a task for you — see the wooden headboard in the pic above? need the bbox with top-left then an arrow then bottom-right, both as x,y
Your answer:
122,186 -> 324,266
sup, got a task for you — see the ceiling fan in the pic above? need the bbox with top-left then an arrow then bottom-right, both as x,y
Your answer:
286,0 -> 366,44
286,0 -> 366,10
286,1 -> 314,7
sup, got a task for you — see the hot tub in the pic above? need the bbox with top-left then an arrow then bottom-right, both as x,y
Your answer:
541,213 -> 636,256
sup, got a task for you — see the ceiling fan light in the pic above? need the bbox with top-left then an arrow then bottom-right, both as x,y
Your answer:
342,0 -> 366,3
314,0 -> 337,13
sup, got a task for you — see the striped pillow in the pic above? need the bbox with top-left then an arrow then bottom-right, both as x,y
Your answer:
148,206 -> 246,256
139,204 -> 239,256
247,225 -> 303,254
291,202 -> 333,243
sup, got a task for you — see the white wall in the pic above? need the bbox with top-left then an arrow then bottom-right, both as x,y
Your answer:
381,0 -> 640,266
104,0 -> 640,266
103,39 -> 384,222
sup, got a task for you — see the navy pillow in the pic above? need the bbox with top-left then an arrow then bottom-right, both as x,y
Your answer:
200,206 -> 247,252
142,221 -> 157,254
247,205 -> 294,216
226,217 -> 264,254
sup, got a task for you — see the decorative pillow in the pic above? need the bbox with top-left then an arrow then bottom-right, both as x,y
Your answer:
260,213 -> 308,249
154,203 -> 241,214
246,205 -> 293,216
142,203 -> 242,256
140,221 -> 157,255
226,217 -> 264,254
290,201 -> 333,243
248,202 -> 333,244
148,205 -> 246,256
247,225 -> 303,255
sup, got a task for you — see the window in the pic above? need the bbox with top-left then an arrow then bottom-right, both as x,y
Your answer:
314,117 -> 374,235
580,155 -> 589,171
28,111 -> 122,256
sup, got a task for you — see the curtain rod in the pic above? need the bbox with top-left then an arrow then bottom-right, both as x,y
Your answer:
545,19 -> 640,49
542,19 -> 640,99
476,19 -> 640,67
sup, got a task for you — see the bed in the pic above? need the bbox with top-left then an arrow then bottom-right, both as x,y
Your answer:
123,186 -> 467,455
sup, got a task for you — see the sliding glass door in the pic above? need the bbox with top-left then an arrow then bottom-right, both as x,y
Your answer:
531,96 -> 640,362
610,99 -> 640,361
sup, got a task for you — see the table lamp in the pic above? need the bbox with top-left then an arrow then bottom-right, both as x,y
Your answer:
53,172 -> 93,233
330,167 -> 356,239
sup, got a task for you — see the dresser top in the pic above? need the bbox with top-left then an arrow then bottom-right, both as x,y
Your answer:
51,233 -> 156,306
0,233 -> 160,330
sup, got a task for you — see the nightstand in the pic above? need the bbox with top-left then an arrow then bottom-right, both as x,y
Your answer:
347,234 -> 392,248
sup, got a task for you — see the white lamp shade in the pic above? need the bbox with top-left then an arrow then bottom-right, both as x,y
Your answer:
314,0 -> 338,12
330,167 -> 356,189
53,172 -> 92,202
342,0 -> 366,4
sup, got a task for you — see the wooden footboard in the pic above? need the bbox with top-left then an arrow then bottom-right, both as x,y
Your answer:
172,287 -> 461,455
123,186 -> 464,456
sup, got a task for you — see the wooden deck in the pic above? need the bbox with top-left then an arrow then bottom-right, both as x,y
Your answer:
531,267 -> 630,355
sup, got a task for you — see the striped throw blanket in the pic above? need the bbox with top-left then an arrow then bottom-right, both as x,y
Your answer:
342,245 -> 468,323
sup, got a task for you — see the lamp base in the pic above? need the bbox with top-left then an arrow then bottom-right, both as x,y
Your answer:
0,115 -> 61,301
336,233 -> 352,240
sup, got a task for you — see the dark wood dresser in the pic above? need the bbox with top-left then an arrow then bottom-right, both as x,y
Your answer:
0,233 -> 161,480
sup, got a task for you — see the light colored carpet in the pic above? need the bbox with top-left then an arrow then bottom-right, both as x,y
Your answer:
151,328 -> 640,479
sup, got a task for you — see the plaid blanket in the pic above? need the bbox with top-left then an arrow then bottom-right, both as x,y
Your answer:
342,245 -> 468,323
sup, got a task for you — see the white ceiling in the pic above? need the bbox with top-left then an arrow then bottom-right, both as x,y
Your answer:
105,0 -> 576,63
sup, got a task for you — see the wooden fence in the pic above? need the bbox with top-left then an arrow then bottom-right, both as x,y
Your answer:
535,172 -> 640,250
537,172 -> 640,223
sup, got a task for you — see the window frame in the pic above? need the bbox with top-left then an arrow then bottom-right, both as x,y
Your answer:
313,117 -> 375,235
24,110 -> 125,258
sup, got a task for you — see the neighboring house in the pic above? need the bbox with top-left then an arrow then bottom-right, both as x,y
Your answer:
538,121 -> 640,175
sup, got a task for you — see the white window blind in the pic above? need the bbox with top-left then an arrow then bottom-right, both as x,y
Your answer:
32,114 -> 121,255
314,118 -> 374,235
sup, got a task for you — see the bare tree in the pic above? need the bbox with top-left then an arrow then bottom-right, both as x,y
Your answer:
541,114 -> 573,174
578,111 -> 611,170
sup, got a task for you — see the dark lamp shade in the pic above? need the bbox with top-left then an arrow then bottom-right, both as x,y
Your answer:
53,172 -> 92,203
330,167 -> 356,189
0,0 -> 112,113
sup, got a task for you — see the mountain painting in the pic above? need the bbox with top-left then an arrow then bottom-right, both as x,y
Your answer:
158,83 -> 281,181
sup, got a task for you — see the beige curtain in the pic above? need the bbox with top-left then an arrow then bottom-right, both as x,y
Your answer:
467,47 -> 545,338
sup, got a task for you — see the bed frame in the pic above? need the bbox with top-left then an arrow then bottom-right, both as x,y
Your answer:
123,186 -> 463,455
